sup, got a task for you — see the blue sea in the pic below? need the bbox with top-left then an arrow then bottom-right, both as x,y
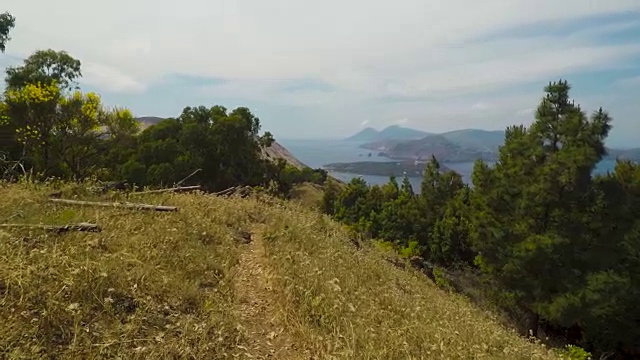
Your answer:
278,138 -> 619,192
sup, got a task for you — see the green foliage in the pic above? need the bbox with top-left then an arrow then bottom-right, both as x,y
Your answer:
0,48 -> 315,196
559,345 -> 592,360
432,266 -> 453,291
323,80 -> 640,358
5,49 -> 82,91
399,240 -> 421,258
0,11 -> 15,53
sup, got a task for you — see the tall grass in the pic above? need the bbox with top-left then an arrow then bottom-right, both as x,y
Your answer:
0,182 -> 563,359
0,182 -> 253,358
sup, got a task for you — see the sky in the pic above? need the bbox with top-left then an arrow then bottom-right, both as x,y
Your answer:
1,1 -> 640,147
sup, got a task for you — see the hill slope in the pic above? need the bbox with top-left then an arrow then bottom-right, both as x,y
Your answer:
262,141 -> 308,169
0,183 -> 560,359
346,125 -> 430,142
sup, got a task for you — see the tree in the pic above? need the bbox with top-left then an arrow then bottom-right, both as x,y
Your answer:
0,12 -> 15,53
429,186 -> 475,265
54,93 -> 139,179
322,177 -> 341,215
5,49 -> 82,91
3,82 -> 62,173
470,80 -> 612,340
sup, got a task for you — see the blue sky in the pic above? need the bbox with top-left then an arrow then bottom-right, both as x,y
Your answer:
2,1 -> 640,147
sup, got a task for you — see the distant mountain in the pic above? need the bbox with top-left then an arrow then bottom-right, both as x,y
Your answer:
606,147 -> 640,162
345,127 -> 380,142
439,129 -> 505,152
375,134 -> 498,162
345,125 -> 430,142
136,116 -> 166,130
357,128 -> 504,162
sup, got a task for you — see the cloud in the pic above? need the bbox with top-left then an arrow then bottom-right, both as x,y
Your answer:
2,0 -> 640,141
80,63 -> 146,94
360,119 -> 370,127
472,102 -> 489,110
516,108 -> 536,116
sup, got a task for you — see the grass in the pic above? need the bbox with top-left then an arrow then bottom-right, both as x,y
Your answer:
289,182 -> 325,210
0,181 -> 563,359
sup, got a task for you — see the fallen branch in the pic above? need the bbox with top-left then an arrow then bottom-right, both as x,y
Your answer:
213,186 -> 238,196
129,185 -> 202,196
49,198 -> 178,212
175,168 -> 202,187
0,222 -> 102,233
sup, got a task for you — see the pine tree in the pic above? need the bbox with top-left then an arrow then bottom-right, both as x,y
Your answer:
470,80 -> 612,338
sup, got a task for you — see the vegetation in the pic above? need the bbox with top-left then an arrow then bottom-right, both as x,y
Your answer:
2,11 -> 639,359
324,80 -> 640,358
0,11 -> 15,53
324,160 -> 435,177
0,182 -> 562,359
0,13 -> 325,197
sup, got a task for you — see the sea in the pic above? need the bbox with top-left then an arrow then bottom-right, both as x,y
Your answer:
278,138 -> 619,193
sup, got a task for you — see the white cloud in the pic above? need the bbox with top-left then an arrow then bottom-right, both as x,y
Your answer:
516,108 -> 536,116
5,1 -> 640,87
472,102 -> 489,110
360,119 -> 370,127
80,63 -> 146,94
2,0 -> 640,141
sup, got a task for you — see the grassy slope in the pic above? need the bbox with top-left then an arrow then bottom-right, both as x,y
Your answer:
0,182 -> 560,359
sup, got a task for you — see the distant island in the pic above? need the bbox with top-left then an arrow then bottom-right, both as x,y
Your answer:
324,160 -> 451,177
329,126 -> 640,167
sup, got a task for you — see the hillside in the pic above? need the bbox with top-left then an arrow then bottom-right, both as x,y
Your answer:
262,141 -> 308,169
357,129 -> 503,162
0,183 -> 561,359
352,127 -> 640,163
362,134 -> 498,162
135,116 -> 165,130
439,129 -> 505,151
345,125 -> 430,142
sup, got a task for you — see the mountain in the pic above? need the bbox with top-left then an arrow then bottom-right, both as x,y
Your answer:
345,127 -> 380,142
345,125 -> 430,142
357,129 -> 502,162
607,147 -> 640,162
135,116 -> 165,130
439,129 -> 505,152
378,134 -> 498,162
262,141 -> 308,169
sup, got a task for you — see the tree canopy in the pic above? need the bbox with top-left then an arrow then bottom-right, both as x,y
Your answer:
323,80 -> 640,358
0,11 -> 15,53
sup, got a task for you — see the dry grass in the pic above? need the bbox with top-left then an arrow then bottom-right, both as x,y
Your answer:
0,182 -> 562,359
289,183 -> 325,210
0,182 -> 254,359
259,207 -> 562,359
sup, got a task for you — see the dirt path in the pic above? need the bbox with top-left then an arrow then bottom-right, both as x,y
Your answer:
233,225 -> 307,359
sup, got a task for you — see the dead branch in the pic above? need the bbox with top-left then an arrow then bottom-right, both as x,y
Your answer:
175,168 -> 202,187
129,185 -> 202,196
49,198 -> 178,212
0,222 -> 102,233
213,186 -> 238,196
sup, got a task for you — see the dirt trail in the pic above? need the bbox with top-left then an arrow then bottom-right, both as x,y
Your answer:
233,225 -> 307,359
